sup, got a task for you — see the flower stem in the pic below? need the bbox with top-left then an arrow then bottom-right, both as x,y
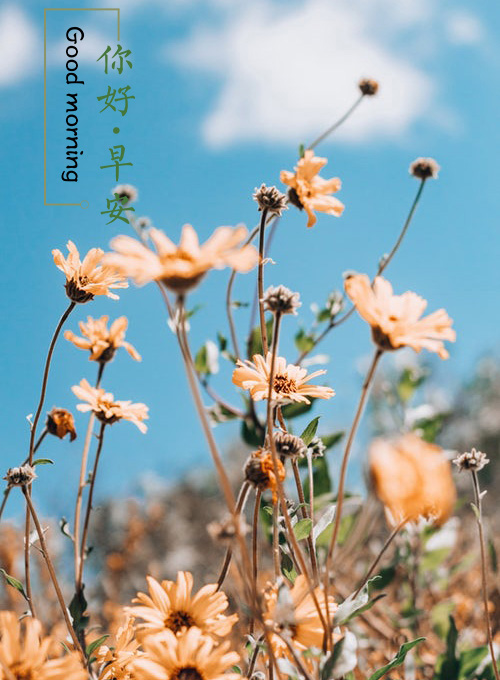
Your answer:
257,208 -> 270,356
250,487 -> 263,635
291,458 -> 319,584
216,482 -> 251,590
307,93 -> 364,150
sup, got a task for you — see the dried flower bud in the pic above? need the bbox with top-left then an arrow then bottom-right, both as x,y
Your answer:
207,514 -> 249,543
253,184 -> 288,216
266,432 -> 306,459
244,449 -> 286,500
453,448 -> 490,473
358,78 -> 379,96
307,436 -> 326,458
4,465 -> 37,487
262,285 -> 301,316
409,157 -> 440,180
112,184 -> 138,206
46,408 -> 77,441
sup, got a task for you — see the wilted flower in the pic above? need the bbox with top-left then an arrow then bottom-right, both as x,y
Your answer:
72,379 -> 149,433
358,78 -> 379,96
105,224 -> 258,293
244,449 -> 286,500
3,465 -> 37,487
64,316 -> 141,363
345,274 -> 455,359
369,433 -> 456,526
280,150 -> 344,228
127,572 -> 237,639
253,184 -> 288,216
409,157 -> 440,180
46,407 -> 77,441
232,353 -> 335,404
308,436 -> 326,459
267,432 -> 307,459
112,184 -> 138,206
453,448 -> 490,473
262,285 -> 301,316
52,241 -> 127,303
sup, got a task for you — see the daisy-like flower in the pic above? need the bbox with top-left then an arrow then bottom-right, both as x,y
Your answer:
64,316 -> 141,363
131,627 -> 240,680
0,611 -> 86,680
264,575 -> 338,656
97,616 -> 140,680
127,572 -> 237,639
232,353 -> 335,404
369,433 -> 456,526
104,224 -> 258,293
280,150 -> 344,228
72,379 -> 148,433
52,240 -> 127,303
345,274 -> 456,359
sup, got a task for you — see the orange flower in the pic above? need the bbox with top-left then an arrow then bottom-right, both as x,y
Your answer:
345,274 -> 456,359
105,224 -> 258,292
280,150 -> 344,228
369,433 -> 456,526
131,627 -> 240,680
264,575 -> 338,656
232,353 -> 334,404
72,379 -> 149,433
127,572 -> 237,639
0,611 -> 86,680
46,407 -> 77,441
97,616 -> 140,680
53,240 -> 127,303
64,316 -> 141,363
244,449 -> 286,502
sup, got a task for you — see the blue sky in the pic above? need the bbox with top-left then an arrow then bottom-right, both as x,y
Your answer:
0,0 -> 499,518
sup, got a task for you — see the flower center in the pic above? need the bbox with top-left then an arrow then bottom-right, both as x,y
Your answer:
164,610 -> 196,633
273,374 -> 296,394
10,664 -> 36,680
172,667 -> 204,680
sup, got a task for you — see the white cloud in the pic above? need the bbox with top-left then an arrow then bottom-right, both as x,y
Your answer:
167,0 -> 468,148
445,10 -> 484,46
0,6 -> 39,86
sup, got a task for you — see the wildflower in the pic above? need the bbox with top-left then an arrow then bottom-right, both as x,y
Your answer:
244,449 -> 286,500
127,572 -> 237,639
453,448 -> 490,473
262,285 -> 301,316
97,616 -> 140,680
131,627 -> 240,680
3,465 -> 37,487
280,150 -> 344,228
369,433 -> 456,526
232,353 -> 335,404
72,379 -> 148,433
112,184 -> 138,206
46,407 -> 77,441
266,432 -> 306,459
253,184 -> 288,216
64,316 -> 141,363
105,224 -> 258,293
264,575 -> 338,656
307,436 -> 326,459
409,157 -> 440,180
344,274 -> 455,359
358,78 -> 379,96
0,611 -> 86,680
52,241 -> 128,303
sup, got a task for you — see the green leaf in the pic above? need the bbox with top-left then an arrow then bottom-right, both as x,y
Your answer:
281,552 -> 297,583
281,399 -> 316,419
437,616 -> 459,680
194,341 -> 219,376
321,432 -> 344,450
458,647 -> 489,679
69,589 -> 89,635
370,566 -> 396,591
368,638 -> 426,680
294,328 -> 315,354
303,456 -> 331,500
86,635 -> 109,657
421,547 -> 451,572
32,458 -> 54,466
298,143 -> 305,158
333,577 -> 382,626
241,419 -> 262,447
185,304 -> 203,319
300,417 -> 321,446
248,320 -> 273,358
231,666 -> 242,675
293,518 -> 313,541
0,569 -> 28,602
488,539 -> 498,574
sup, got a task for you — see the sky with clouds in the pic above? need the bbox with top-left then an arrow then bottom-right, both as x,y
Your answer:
1,0 -> 499,516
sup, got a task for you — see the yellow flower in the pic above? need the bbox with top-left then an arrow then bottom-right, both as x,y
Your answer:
131,627 -> 240,680
72,379 -> 149,433
244,449 -> 286,502
280,150 -> 344,228
64,316 -> 141,363
127,572 -> 237,640
105,224 -> 258,293
52,240 -> 127,303
232,353 -> 335,404
345,274 -> 456,359
0,611 -> 86,680
369,433 -> 456,526
97,616 -> 140,680
264,575 -> 338,656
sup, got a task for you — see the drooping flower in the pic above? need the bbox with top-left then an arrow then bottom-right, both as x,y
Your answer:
52,241 -> 127,303
72,379 -> 148,433
46,407 -> 77,441
369,433 -> 456,526
244,449 -> 286,501
64,316 -> 141,363
0,611 -> 86,680
131,627 -> 240,680
127,572 -> 237,640
97,616 -> 140,680
232,353 -> 335,404
264,575 -> 338,656
358,78 -> 379,96
344,274 -> 456,359
105,224 -> 258,293
280,150 -> 344,228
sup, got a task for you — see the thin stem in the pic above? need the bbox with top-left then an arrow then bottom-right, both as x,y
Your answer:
247,634 -> 265,677
24,508 -> 36,617
250,488 -> 263,635
22,487 -> 84,657
307,93 -> 364,150
471,471 -> 500,680
272,501 -> 280,580
257,209 -> 269,356
216,482 -> 251,590
291,459 -> 319,584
